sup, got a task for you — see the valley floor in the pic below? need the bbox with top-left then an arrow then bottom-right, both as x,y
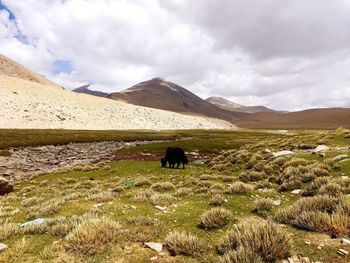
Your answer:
0,129 -> 350,262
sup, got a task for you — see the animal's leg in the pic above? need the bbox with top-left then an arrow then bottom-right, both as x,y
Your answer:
176,162 -> 180,169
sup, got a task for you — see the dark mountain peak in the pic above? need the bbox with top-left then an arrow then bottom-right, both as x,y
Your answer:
72,84 -> 108,97
108,78 -> 246,121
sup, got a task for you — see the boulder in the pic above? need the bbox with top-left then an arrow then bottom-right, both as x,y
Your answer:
20,218 -> 46,227
332,154 -> 348,161
0,177 -> 13,195
145,242 -> 163,252
273,150 -> 294,158
313,145 -> 329,153
0,243 -> 8,252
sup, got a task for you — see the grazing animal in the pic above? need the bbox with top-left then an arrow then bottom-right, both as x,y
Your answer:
161,147 -> 188,169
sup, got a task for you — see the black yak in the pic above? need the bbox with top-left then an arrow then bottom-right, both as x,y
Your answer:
161,147 -> 188,169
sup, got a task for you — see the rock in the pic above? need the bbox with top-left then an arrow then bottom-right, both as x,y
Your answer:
301,257 -> 310,263
339,158 -> 349,163
332,154 -> 348,161
272,199 -> 281,206
20,218 -> 46,227
145,242 -> 163,252
273,150 -> 294,158
0,177 -> 13,195
291,189 -> 302,194
192,159 -> 206,165
338,248 -> 349,256
342,238 -> 350,245
313,145 -> 329,153
0,243 -> 8,252
154,205 -> 167,211
150,256 -> 158,261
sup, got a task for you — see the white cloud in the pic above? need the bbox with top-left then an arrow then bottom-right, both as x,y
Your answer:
0,0 -> 350,111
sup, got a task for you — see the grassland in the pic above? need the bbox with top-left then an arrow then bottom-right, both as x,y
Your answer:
0,128 -> 349,262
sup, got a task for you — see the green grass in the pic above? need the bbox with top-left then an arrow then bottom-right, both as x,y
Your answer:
1,128 -> 350,262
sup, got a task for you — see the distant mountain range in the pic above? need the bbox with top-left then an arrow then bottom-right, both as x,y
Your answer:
107,78 -> 246,121
73,84 -> 108,97
2,53 -> 350,129
205,96 -> 275,113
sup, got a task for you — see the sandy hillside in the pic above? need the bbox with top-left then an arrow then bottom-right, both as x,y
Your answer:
0,75 -> 236,130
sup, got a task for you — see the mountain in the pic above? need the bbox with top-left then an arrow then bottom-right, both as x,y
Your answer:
108,78 -> 246,121
0,56 -> 234,130
72,84 -> 109,97
0,54 -> 60,88
236,108 -> 350,129
206,96 -> 275,113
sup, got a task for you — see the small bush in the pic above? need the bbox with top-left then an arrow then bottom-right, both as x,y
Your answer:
149,193 -> 174,206
151,182 -> 175,191
221,248 -> 263,263
226,182 -> 254,194
217,220 -> 292,262
165,231 -> 204,257
209,194 -> 226,206
239,171 -> 266,182
209,183 -> 225,194
198,208 -> 232,229
174,187 -> 193,197
319,183 -> 342,197
134,178 -> 151,187
88,192 -> 115,202
253,198 -> 273,216
65,217 -> 121,255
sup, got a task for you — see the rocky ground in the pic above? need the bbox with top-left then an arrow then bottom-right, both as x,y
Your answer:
0,140 -> 163,181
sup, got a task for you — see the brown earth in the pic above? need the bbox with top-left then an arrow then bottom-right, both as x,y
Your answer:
0,54 -> 61,87
236,108 -> 350,129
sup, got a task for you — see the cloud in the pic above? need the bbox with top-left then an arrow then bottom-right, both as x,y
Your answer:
0,0 -> 350,110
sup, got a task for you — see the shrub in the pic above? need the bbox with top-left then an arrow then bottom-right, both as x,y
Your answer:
151,182 -> 175,191
209,194 -> 226,206
220,248 -> 263,263
217,220 -> 292,262
149,193 -> 174,206
198,208 -> 232,229
319,183 -> 342,197
0,222 -> 20,240
174,187 -> 192,197
239,171 -> 266,182
209,183 -> 225,194
273,195 -> 350,237
226,182 -> 254,194
134,178 -> 151,187
253,198 -> 273,216
278,177 -> 302,192
165,231 -> 204,257
21,197 -> 44,208
132,191 -> 148,202
65,217 -> 121,255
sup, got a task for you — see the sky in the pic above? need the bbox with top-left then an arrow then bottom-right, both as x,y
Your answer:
1,0 -> 350,111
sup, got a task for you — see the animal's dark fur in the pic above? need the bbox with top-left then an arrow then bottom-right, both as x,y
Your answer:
161,147 -> 188,169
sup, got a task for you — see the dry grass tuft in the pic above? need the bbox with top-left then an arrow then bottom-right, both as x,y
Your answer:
65,217 -> 121,255
226,182 -> 254,194
217,220 -> 292,262
209,194 -> 226,206
88,192 -> 115,202
253,198 -> 273,216
149,193 -> 174,206
198,208 -> 232,229
151,182 -> 175,191
165,231 -> 204,257
174,187 -> 193,197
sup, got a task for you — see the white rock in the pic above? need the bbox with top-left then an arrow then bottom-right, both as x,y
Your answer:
145,242 -> 163,253
332,154 -> 348,161
273,150 -> 294,157
342,238 -> 350,245
0,243 -> 8,252
313,145 -> 329,153
338,248 -> 349,255
130,205 -> 136,209
291,189 -> 302,194
150,256 -> 158,261
154,205 -> 167,211
272,199 -> 281,206
20,218 -> 46,227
